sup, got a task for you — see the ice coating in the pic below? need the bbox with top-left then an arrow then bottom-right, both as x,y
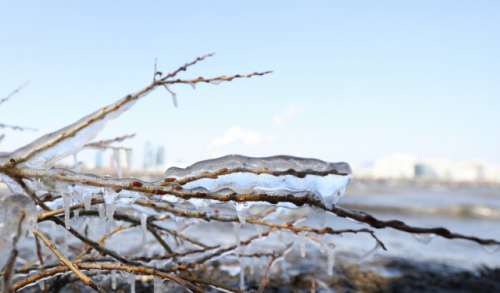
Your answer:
169,155 -> 352,211
0,194 -> 37,270
0,97 -> 137,169
233,223 -> 241,253
162,154 -> 351,179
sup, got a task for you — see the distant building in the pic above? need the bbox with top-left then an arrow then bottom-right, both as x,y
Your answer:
95,151 -> 103,168
372,153 -> 416,179
156,146 -> 165,166
143,142 -> 154,169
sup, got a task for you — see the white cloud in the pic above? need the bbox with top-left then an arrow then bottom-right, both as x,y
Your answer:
208,126 -> 264,158
273,105 -> 300,125
209,126 -> 263,148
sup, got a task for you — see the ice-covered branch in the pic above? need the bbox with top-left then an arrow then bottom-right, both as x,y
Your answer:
33,229 -> 109,293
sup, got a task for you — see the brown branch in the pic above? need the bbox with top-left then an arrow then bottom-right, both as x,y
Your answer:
11,264 -> 205,293
84,133 -> 136,148
33,229 -> 109,293
161,53 -> 215,80
34,235 -> 48,293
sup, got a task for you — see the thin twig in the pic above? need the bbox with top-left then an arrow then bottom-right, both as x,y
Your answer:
33,229 -> 109,293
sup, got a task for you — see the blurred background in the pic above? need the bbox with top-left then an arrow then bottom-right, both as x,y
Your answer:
1,0 -> 500,281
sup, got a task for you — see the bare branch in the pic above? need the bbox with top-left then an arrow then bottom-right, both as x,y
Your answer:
0,81 -> 29,107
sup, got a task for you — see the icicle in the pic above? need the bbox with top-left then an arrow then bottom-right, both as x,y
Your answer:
98,204 -> 106,221
357,242 -> 382,264
141,214 -> 148,244
170,91 -> 177,107
250,257 -> 255,275
327,245 -> 335,276
83,193 -> 92,210
188,82 -> 196,89
63,195 -> 71,229
119,269 -> 130,278
106,202 -> 116,221
239,257 -> 245,290
51,221 -> 57,241
111,270 -> 117,290
256,224 -> 262,239
233,222 -> 241,253
112,148 -> 122,178
413,233 -> 436,244
105,220 -> 111,237
92,217 -> 98,240
175,217 -> 184,232
311,206 -> 327,227
128,274 -> 135,293
73,153 -> 77,167
153,275 -> 164,293
233,202 -> 248,224
299,231 -> 306,258
319,234 -> 325,253
210,79 -> 221,85
74,208 -> 80,220
125,149 -> 132,170
116,231 -> 122,254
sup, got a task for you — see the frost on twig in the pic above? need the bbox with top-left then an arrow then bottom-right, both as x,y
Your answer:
0,55 -> 498,292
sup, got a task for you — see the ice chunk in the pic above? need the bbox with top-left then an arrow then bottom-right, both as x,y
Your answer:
153,275 -> 164,293
357,242 -> 382,264
111,270 -> 117,290
74,208 -> 80,220
298,231 -> 306,258
141,214 -> 148,244
0,194 -> 37,269
63,194 -> 71,229
413,233 -> 436,244
327,245 -> 335,276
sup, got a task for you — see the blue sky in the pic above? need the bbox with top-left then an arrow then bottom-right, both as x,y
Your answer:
1,1 -> 499,167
